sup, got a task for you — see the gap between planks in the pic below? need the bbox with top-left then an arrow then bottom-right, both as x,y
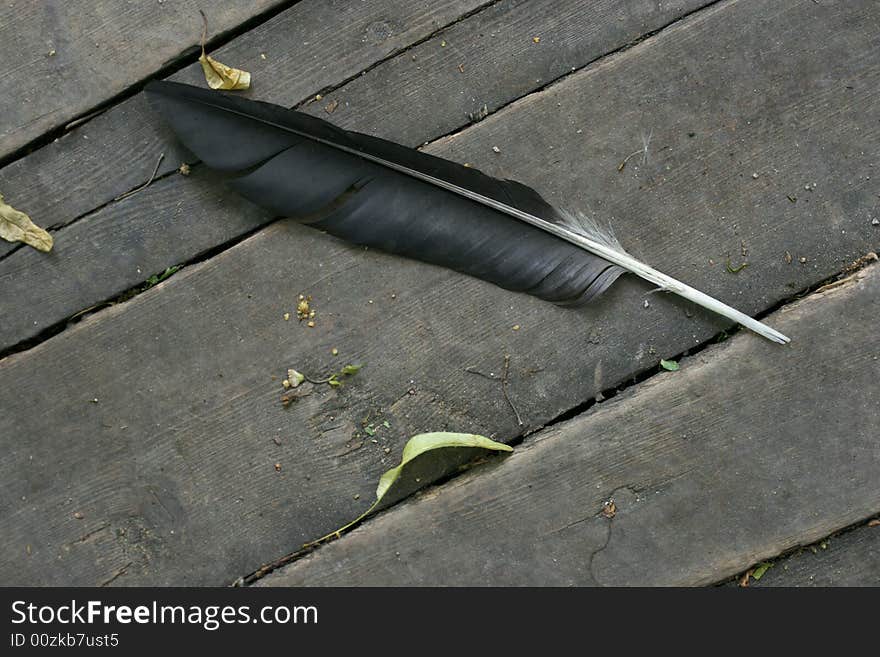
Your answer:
3,0 -> 876,584
0,0 -> 504,259
0,0 -> 711,265
0,0 -> 731,359
243,257 -> 880,585
0,0 -> 307,169
721,513 -> 880,587
254,262 -> 880,586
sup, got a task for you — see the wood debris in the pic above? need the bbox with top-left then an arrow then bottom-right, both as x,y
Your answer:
601,500 -> 617,519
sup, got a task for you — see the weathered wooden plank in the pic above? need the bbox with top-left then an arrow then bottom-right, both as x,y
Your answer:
0,0 -> 287,162
259,265 -> 880,586
0,0 -> 490,260
743,522 -> 880,587
313,0 -> 713,146
1,0 -> 878,586
0,0 -> 715,346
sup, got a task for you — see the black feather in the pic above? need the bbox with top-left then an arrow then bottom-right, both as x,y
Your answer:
145,80 -> 622,304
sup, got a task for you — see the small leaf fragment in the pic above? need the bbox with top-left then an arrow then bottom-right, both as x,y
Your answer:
144,265 -> 180,288
287,369 -> 305,388
0,194 -> 53,252
340,364 -> 363,376
751,562 -> 773,581
660,359 -> 680,372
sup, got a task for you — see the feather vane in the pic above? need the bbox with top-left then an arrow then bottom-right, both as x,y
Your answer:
146,81 -> 788,343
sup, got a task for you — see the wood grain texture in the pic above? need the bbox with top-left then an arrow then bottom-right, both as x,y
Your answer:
312,0 -> 712,146
260,265 -> 880,586
1,0 -> 878,586
0,0 -> 287,162
0,0 -> 715,345
743,522 -> 880,587
0,0 -> 489,260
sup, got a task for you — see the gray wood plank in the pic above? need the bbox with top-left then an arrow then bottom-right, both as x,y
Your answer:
259,265 -> 880,586
1,0 -> 878,586
743,522 -> 880,587
0,0 -> 490,260
0,0 -> 715,346
313,0 -> 713,147
0,0 -> 287,162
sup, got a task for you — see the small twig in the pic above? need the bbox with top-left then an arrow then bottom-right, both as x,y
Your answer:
501,355 -> 524,427
618,129 -> 653,171
64,106 -> 108,131
114,153 -> 165,201
298,364 -> 362,388
617,150 -> 642,172
302,500 -> 379,549
303,374 -> 336,385
67,300 -> 115,322
466,358 -> 523,426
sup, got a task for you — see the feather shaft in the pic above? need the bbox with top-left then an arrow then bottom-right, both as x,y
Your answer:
147,82 -> 789,343
209,108 -> 788,343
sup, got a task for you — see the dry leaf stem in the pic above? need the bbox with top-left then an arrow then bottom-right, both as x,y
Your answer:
465,355 -> 524,427
198,10 -> 251,90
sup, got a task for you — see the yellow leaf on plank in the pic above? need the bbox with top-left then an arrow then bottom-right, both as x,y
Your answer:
0,194 -> 53,252
199,51 -> 250,90
303,432 -> 513,548
197,10 -> 250,90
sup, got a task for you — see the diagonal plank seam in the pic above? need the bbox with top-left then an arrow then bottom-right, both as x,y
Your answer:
426,0 -> 729,147
239,255 -> 879,586
0,0 -> 309,171
0,0 -> 507,264
294,0 -> 504,114
237,441 -> 518,585
0,0 -> 731,357
0,221 -> 270,361
717,511 -> 880,587
0,0 -> 872,588
519,253 -> 879,437
0,0 -> 722,254
0,0 -> 504,176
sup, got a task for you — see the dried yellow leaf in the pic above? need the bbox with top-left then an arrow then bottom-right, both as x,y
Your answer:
199,51 -> 251,90
197,10 -> 250,90
0,194 -> 53,252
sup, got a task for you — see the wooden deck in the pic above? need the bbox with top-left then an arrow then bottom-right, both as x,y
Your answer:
1,0 -> 877,586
